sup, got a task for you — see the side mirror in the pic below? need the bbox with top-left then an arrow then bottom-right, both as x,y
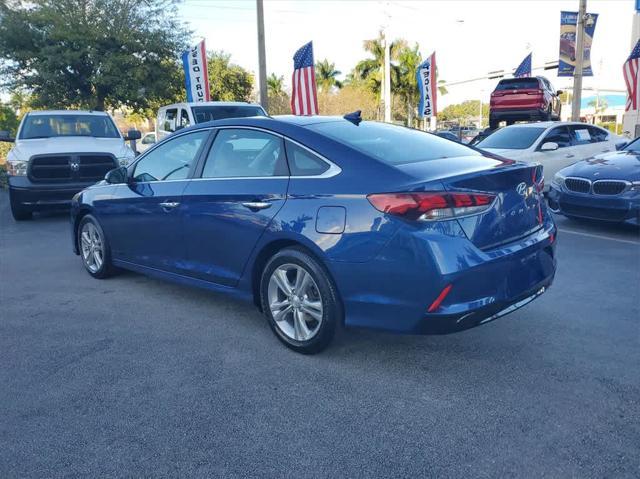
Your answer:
540,142 -> 559,152
615,141 -> 628,151
105,166 -> 129,184
556,90 -> 563,96
125,129 -> 141,141
0,130 -> 15,142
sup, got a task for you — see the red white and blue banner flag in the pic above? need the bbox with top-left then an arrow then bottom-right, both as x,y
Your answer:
291,41 -> 319,115
182,40 -> 211,102
514,53 -> 532,78
623,39 -> 640,111
558,11 -> 598,77
416,52 -> 437,119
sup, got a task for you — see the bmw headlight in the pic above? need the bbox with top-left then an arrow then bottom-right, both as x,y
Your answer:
552,172 -> 565,186
632,181 -> 640,191
6,160 -> 28,176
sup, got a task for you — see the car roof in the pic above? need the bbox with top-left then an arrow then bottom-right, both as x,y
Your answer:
503,121 -> 598,129
27,110 -> 110,116
160,101 -> 264,109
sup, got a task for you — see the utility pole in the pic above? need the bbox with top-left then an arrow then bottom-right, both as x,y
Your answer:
256,0 -> 268,112
571,0 -> 587,121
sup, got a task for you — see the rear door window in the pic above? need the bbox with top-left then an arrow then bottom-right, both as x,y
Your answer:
587,126 -> 609,143
569,126 -> 592,145
201,128 -> 288,178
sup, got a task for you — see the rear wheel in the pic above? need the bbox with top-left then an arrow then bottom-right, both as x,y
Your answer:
9,189 -> 32,221
78,214 -> 115,279
260,248 -> 341,354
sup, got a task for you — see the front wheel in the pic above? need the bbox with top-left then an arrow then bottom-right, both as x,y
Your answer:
260,248 -> 342,354
78,214 -> 115,279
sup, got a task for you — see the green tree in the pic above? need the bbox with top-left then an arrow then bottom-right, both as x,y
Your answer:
315,59 -> 342,92
266,73 -> 290,115
439,100 -> 489,127
394,44 -> 422,126
588,97 -> 608,114
207,51 -> 254,102
0,103 -> 19,135
352,31 -> 407,97
0,0 -> 190,112
267,73 -> 285,97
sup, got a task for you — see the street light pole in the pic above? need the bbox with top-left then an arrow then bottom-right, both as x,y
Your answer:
256,0 -> 268,112
383,32 -> 391,123
571,0 -> 587,121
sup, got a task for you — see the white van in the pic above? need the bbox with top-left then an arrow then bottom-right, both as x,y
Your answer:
155,101 -> 267,141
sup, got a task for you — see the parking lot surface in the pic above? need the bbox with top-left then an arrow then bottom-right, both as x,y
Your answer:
1,190 -> 639,478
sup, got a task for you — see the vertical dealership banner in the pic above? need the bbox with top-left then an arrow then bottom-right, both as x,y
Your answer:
558,11 -> 599,77
181,40 -> 211,102
416,52 -> 437,119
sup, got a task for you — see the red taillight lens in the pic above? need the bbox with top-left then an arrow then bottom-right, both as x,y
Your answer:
367,192 -> 496,221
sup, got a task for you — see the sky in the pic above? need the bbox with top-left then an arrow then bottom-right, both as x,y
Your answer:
179,0 -> 636,107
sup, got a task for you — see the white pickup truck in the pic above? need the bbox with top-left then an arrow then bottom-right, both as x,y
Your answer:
2,110 -> 139,220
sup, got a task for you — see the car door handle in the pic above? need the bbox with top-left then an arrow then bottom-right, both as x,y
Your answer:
159,201 -> 180,209
242,201 -> 272,211
564,154 -> 575,158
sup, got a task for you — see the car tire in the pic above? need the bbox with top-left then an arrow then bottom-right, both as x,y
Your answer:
9,189 -> 32,221
260,247 -> 342,354
77,214 -> 115,279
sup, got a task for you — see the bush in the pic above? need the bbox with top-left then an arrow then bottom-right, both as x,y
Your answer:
0,143 -> 10,189
0,163 -> 7,189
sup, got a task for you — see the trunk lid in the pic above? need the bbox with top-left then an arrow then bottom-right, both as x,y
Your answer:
398,159 -> 544,250
444,163 -> 544,249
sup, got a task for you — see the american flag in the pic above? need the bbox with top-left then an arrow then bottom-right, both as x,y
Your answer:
514,53 -> 532,78
291,41 -> 318,116
623,39 -> 640,111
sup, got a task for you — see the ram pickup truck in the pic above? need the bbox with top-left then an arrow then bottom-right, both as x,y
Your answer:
2,110 -> 139,220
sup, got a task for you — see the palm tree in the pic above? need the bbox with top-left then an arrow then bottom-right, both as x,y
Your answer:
395,43 -> 422,126
315,59 -> 342,92
267,73 -> 284,97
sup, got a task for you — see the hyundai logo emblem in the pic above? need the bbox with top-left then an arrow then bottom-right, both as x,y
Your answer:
70,160 -> 80,172
516,182 -> 527,196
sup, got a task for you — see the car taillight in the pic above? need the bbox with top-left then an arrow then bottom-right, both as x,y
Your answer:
367,192 -> 496,221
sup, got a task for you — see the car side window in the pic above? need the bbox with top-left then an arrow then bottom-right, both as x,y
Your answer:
587,126 -> 608,143
179,109 -> 190,129
285,141 -> 330,176
133,130 -> 208,182
569,125 -> 592,145
541,126 -> 571,149
163,108 -> 178,132
201,129 -> 288,178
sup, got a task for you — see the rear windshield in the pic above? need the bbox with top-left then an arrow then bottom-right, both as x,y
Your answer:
495,78 -> 540,90
308,121 -> 481,165
191,106 -> 266,123
19,114 -> 120,139
476,127 -> 546,150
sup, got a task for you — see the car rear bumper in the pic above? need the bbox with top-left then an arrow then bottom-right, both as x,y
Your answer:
9,176 -> 96,210
489,108 -> 548,121
329,217 -> 557,334
547,184 -> 640,223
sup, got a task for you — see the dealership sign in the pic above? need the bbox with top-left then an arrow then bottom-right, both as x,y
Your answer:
181,40 -> 211,102
417,52 -> 437,119
558,11 -> 599,77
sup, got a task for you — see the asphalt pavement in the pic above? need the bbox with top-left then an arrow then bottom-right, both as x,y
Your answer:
1,189 -> 639,478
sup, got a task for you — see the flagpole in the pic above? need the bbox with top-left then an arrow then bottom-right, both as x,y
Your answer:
571,0 -> 587,121
256,0 -> 268,112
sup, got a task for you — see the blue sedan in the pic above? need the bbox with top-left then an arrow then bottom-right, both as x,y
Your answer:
71,115 -> 557,353
548,137 -> 640,224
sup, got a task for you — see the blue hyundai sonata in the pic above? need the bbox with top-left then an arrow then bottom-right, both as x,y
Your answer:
548,136 -> 640,224
71,115 -> 557,353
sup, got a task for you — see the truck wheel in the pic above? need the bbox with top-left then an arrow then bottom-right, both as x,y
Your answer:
9,189 -> 32,221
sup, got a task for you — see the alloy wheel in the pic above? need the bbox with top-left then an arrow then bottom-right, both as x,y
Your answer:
267,263 -> 323,342
80,222 -> 104,273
